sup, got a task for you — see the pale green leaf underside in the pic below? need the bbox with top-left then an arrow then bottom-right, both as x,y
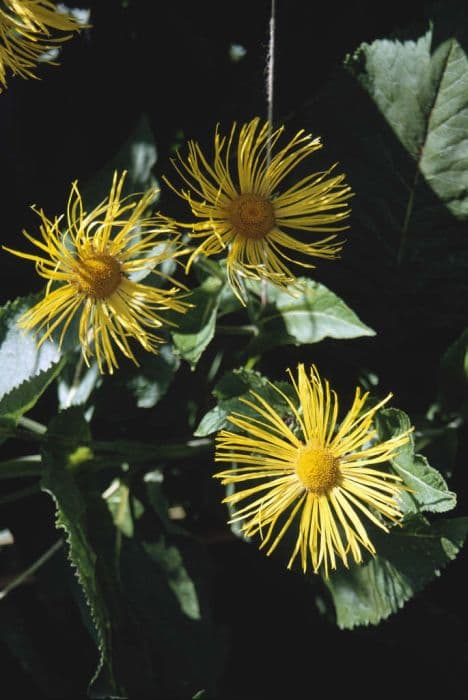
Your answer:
0,295 -> 61,400
0,358 -> 65,421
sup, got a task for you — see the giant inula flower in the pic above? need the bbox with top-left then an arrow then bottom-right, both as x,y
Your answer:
4,171 -> 189,374
0,0 -> 87,90
165,117 -> 353,302
214,364 -> 412,576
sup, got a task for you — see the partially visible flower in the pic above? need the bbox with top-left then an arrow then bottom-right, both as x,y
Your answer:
214,364 -> 412,577
165,117 -> 353,302
0,1 -> 88,91
3,171 -> 190,374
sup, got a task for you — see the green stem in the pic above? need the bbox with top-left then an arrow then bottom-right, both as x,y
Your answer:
92,437 -> 212,461
0,455 -> 42,479
18,416 -> 47,435
0,539 -> 63,600
194,256 -> 226,282
0,483 -> 40,504
216,324 -> 259,336
0,439 -> 213,479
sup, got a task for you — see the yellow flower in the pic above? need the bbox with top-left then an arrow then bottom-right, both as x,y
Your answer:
165,117 -> 353,302
0,0 -> 88,91
3,171 -> 190,374
214,364 -> 412,577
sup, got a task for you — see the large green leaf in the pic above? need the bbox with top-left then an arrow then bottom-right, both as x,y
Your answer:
350,27 -> 468,217
375,408 -> 457,514
326,516 -> 468,629
40,408 -> 124,698
247,277 -> 374,353
0,295 -> 61,400
303,14 -> 468,336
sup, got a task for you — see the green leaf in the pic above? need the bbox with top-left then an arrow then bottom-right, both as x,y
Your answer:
142,540 -> 201,621
0,358 -> 66,421
171,276 -> 225,369
348,27 -> 468,218
375,408 -> 457,514
194,367 -> 296,437
104,474 -> 226,697
105,479 -> 135,539
40,408 -> 124,698
247,278 -> 374,352
125,343 -> 181,408
326,516 -> 468,629
0,295 -> 61,400
305,15 -> 468,335
85,343 -> 180,416
58,359 -> 101,410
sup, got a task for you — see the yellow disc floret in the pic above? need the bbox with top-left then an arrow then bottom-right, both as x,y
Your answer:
295,444 -> 340,494
74,253 -> 122,299
228,193 -> 275,240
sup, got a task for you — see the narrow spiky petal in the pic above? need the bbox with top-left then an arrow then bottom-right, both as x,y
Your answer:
165,117 -> 353,303
214,364 -> 412,577
3,171 -> 190,374
0,0 -> 88,91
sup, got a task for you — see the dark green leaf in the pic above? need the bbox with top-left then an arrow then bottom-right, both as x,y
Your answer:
347,28 -> 468,217
326,516 -> 468,629
40,408 -> 124,698
304,15 -> 468,336
125,343 -> 181,408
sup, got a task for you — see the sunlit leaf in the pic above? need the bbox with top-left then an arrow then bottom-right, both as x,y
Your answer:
0,295 -> 61,400
326,515 -> 468,629
376,408 -> 457,514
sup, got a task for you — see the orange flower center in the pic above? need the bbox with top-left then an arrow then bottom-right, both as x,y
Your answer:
74,253 -> 122,299
228,193 -> 275,240
295,444 -> 340,494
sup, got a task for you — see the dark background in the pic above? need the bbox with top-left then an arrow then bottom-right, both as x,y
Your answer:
1,1 -> 467,698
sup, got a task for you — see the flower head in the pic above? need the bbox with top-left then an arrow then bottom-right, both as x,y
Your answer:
165,117 -> 353,302
214,364 -> 412,577
3,171 -> 190,374
0,0 -> 88,91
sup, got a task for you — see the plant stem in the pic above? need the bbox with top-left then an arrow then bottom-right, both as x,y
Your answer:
216,324 -> 258,336
194,256 -> 226,281
0,539 -> 63,600
18,416 -> 47,435
0,483 -> 40,504
0,455 -> 42,479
